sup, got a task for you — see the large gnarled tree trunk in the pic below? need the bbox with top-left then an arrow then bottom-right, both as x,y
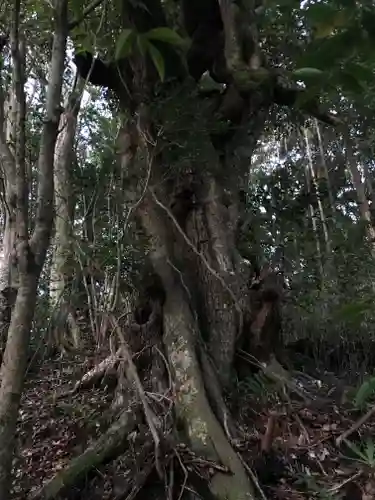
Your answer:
68,0 -> 337,497
112,3 -> 270,496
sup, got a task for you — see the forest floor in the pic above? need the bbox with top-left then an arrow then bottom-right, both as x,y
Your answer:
11,348 -> 375,500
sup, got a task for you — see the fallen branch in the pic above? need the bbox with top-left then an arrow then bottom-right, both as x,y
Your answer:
31,407 -> 139,499
57,349 -> 122,398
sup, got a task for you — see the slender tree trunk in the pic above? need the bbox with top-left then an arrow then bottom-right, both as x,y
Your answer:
0,178 -> 18,350
345,134 -> 375,253
0,1 -> 67,495
303,128 -> 331,256
363,163 -> 375,212
0,58 -> 20,348
50,78 -> 83,351
304,163 -> 324,283
314,120 -> 335,215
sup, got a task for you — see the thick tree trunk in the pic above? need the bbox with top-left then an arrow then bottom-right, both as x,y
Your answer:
113,78 -> 268,498
139,192 -> 255,500
0,273 -> 38,497
72,2 -> 289,497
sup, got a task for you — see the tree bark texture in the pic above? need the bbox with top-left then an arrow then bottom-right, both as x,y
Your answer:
138,190 -> 255,500
0,1 -> 68,496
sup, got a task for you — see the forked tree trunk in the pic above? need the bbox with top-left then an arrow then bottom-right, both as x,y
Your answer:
0,1 -> 68,495
50,79 -> 84,352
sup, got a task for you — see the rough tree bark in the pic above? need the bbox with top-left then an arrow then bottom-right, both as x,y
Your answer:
0,0 -> 68,496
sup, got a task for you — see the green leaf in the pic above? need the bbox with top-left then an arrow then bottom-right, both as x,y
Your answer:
313,11 -> 351,39
70,0 -> 85,18
344,439 -> 367,462
354,376 -> 375,409
339,70 -> 366,93
361,8 -> 375,40
147,42 -> 165,81
293,67 -> 324,79
74,30 -> 96,54
137,34 -> 149,57
145,27 -> 185,47
365,438 -> 375,463
334,299 -> 370,323
346,62 -> 375,84
115,29 -> 135,60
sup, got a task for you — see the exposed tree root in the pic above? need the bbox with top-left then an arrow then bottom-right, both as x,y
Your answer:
163,290 -> 256,500
199,345 -> 240,441
31,406 -> 139,499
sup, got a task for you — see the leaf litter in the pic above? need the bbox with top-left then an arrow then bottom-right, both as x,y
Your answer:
10,350 -> 375,500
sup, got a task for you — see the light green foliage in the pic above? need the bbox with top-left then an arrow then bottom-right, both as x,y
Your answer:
145,27 -> 185,47
295,474 -> 338,500
292,67 -> 324,81
115,29 -> 136,60
353,376 -> 375,409
343,438 -> 375,467
147,42 -> 165,81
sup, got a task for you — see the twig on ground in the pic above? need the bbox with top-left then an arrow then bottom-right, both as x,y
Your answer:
174,446 -> 189,500
336,404 -> 375,447
328,470 -> 363,494
237,452 -> 268,500
261,413 -> 277,453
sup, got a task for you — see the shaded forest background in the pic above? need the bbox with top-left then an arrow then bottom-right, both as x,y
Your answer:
1,0 -> 375,499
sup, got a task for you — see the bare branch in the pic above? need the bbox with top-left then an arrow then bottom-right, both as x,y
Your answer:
273,84 -> 342,126
68,0 -> 105,30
